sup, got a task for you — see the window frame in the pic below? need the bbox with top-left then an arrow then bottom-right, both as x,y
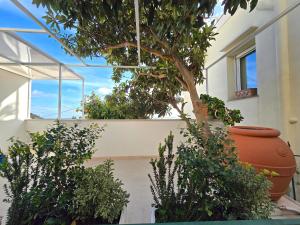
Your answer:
235,46 -> 256,91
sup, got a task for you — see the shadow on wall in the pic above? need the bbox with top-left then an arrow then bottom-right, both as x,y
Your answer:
0,69 -> 30,150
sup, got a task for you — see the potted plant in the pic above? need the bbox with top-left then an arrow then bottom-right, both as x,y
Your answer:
70,160 -> 129,225
200,94 -> 244,126
235,88 -> 258,99
0,122 -> 128,225
149,123 -> 273,222
229,126 -> 296,201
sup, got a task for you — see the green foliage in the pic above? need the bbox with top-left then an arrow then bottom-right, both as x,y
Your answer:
83,82 -> 171,119
70,160 -> 129,224
223,0 -> 258,15
0,122 -> 103,225
84,92 -> 129,119
149,123 -> 272,222
200,94 -> 244,126
32,0 -> 258,120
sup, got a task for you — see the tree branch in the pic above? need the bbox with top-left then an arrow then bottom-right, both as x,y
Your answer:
138,72 -> 166,79
145,26 -> 171,50
175,75 -> 188,90
168,95 -> 191,125
104,42 -> 173,60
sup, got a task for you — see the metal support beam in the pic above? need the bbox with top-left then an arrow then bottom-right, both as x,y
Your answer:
82,79 -> 85,119
27,79 -> 32,119
205,69 -> 209,94
65,64 -> 154,69
134,0 -> 141,65
0,62 -> 57,66
0,62 -> 154,69
0,28 -> 46,33
11,0 -> 87,66
58,64 -> 62,119
0,54 -> 58,79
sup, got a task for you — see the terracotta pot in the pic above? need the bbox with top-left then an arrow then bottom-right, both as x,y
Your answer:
229,126 -> 296,201
235,88 -> 257,99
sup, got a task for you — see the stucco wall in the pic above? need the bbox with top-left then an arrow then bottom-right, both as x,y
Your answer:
286,0 -> 300,156
0,69 -> 30,148
24,119 -> 186,157
0,69 -> 30,222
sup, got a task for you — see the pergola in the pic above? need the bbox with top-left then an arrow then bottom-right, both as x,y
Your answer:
0,0 -> 145,119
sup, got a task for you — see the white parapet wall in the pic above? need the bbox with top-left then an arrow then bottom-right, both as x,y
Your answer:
24,119 -> 187,157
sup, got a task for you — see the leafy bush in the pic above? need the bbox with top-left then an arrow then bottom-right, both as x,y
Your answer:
149,123 -> 272,222
200,94 -> 243,126
0,122 -> 105,225
70,160 -> 129,225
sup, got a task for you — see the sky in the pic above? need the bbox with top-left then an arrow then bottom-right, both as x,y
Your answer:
244,51 -> 257,89
0,0 -> 224,119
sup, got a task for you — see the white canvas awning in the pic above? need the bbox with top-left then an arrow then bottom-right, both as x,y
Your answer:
0,31 -> 82,80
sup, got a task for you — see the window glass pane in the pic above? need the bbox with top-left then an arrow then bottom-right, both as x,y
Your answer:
240,50 -> 257,89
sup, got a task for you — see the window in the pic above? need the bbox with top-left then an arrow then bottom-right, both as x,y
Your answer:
236,48 -> 257,91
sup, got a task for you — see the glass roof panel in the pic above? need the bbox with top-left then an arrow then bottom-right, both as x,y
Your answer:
0,31 -> 81,80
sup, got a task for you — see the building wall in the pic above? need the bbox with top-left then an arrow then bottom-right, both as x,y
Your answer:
286,0 -> 300,155
0,69 -> 31,222
183,0 -> 300,153
0,69 -> 30,148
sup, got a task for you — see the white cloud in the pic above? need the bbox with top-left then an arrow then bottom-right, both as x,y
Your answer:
97,87 -> 112,96
32,89 -> 56,98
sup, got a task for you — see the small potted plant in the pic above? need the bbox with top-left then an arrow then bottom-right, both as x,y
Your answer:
70,160 -> 129,225
235,88 -> 257,99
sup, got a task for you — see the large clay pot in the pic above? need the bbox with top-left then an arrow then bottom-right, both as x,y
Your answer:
229,126 -> 296,201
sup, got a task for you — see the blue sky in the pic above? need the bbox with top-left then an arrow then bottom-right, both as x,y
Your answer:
244,51 -> 257,89
0,0 -> 224,119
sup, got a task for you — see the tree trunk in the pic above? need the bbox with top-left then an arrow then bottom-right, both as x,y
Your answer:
172,56 -> 209,125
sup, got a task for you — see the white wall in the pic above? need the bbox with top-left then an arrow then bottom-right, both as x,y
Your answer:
286,0 -> 300,157
0,69 -> 31,222
0,69 -> 30,149
25,119 -> 186,157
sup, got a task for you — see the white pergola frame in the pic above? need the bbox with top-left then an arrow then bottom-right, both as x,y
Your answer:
0,0 -> 145,119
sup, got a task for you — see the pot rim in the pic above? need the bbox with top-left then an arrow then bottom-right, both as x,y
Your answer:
229,126 -> 280,137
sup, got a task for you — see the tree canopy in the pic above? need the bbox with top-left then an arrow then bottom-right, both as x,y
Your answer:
33,0 -> 258,125
83,82 -> 172,119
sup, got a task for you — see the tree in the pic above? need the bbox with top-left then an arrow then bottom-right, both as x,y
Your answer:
33,0 -> 258,128
83,82 -> 172,119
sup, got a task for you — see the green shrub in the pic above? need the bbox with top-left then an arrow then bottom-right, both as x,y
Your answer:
70,160 -> 129,225
0,122 -> 103,225
149,123 -> 272,222
200,94 -> 243,126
